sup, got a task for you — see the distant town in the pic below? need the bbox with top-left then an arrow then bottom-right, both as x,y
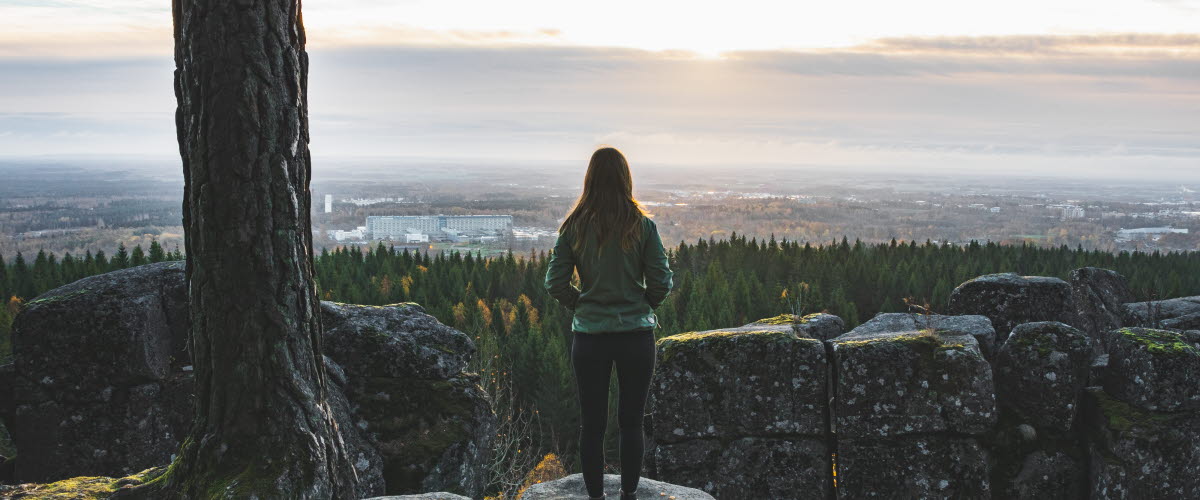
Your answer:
0,160 -> 1196,258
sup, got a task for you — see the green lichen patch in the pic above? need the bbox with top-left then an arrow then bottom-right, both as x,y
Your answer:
836,331 -> 941,349
24,288 -> 91,308
1118,328 -> 1197,356
10,467 -> 163,499
1092,388 -> 1178,433
1013,331 -> 1057,357
754,314 -> 801,325
657,327 -> 799,363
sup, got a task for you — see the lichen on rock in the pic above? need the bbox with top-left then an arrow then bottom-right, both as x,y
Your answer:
1103,327 -> 1200,412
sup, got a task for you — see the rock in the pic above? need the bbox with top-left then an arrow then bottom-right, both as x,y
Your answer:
10,262 -> 191,483
653,322 -> 828,441
1006,450 -> 1085,500
1123,296 -> 1200,331
520,473 -> 715,500
7,263 -> 493,498
653,437 -> 830,500
831,329 -> 996,437
650,320 -> 830,498
323,357 -> 386,495
1070,267 -> 1134,354
1102,327 -> 1200,412
1085,387 -> 1200,499
320,302 -> 493,497
947,273 -> 1076,342
749,313 -> 845,340
849,312 -> 997,358
994,322 -> 1093,433
836,436 -> 990,499
363,494 -> 472,500
322,302 -> 475,380
831,329 -> 995,498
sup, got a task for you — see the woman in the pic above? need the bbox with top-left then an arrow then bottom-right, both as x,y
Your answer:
545,147 -> 673,500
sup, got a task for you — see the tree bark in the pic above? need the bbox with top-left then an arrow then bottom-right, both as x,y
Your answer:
158,0 -> 357,497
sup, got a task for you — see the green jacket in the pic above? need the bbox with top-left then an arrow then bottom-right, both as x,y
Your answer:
544,215 -> 673,333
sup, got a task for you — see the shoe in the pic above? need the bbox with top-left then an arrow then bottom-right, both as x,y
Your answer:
621,490 -> 637,500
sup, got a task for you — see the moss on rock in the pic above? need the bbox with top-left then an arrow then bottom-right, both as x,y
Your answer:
5,467 -> 164,499
1117,327 -> 1196,356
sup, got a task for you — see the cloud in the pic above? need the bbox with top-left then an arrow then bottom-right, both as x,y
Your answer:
0,35 -> 1196,181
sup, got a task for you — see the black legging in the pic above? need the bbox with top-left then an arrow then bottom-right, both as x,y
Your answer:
571,329 -> 657,497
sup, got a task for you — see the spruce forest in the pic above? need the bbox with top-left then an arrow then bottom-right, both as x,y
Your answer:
1,234 -> 1198,470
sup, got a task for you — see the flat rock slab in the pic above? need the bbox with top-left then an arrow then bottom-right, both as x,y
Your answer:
994,321 -> 1093,432
746,313 -> 846,341
654,437 -> 830,500
364,494 -> 471,500
1085,387 -> 1200,499
849,312 -> 997,358
653,323 -> 828,441
831,330 -> 996,438
1123,296 -> 1200,331
948,272 -> 1076,342
521,473 -> 715,500
837,436 -> 991,499
1103,327 -> 1200,412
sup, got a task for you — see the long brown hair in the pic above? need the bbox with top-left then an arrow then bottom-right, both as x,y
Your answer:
559,147 -> 649,254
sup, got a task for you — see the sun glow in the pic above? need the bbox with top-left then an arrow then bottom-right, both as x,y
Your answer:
2,0 -> 1198,58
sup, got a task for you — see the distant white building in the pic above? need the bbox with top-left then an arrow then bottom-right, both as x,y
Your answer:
324,194 -> 332,213
1116,226 -> 1188,242
989,207 -> 1001,213
1061,206 -> 1086,220
367,215 -> 513,241
329,226 -> 366,241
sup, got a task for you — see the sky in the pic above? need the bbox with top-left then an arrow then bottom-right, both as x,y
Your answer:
1,0 -> 1198,180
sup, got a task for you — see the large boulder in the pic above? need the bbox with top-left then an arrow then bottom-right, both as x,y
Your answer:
650,319 -> 831,499
9,262 -> 192,484
830,329 -> 995,498
1123,296 -> 1200,331
520,473 -> 715,500
1070,267 -> 1134,354
947,273 -> 1076,342
1102,327 -> 1200,412
993,322 -> 1093,433
653,321 -> 828,440
990,322 -> 1093,499
1085,387 -> 1200,499
831,329 -> 996,437
322,302 -> 493,497
849,312 -> 997,358
8,263 -> 493,498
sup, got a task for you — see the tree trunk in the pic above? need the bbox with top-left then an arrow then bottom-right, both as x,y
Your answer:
159,0 -> 357,497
